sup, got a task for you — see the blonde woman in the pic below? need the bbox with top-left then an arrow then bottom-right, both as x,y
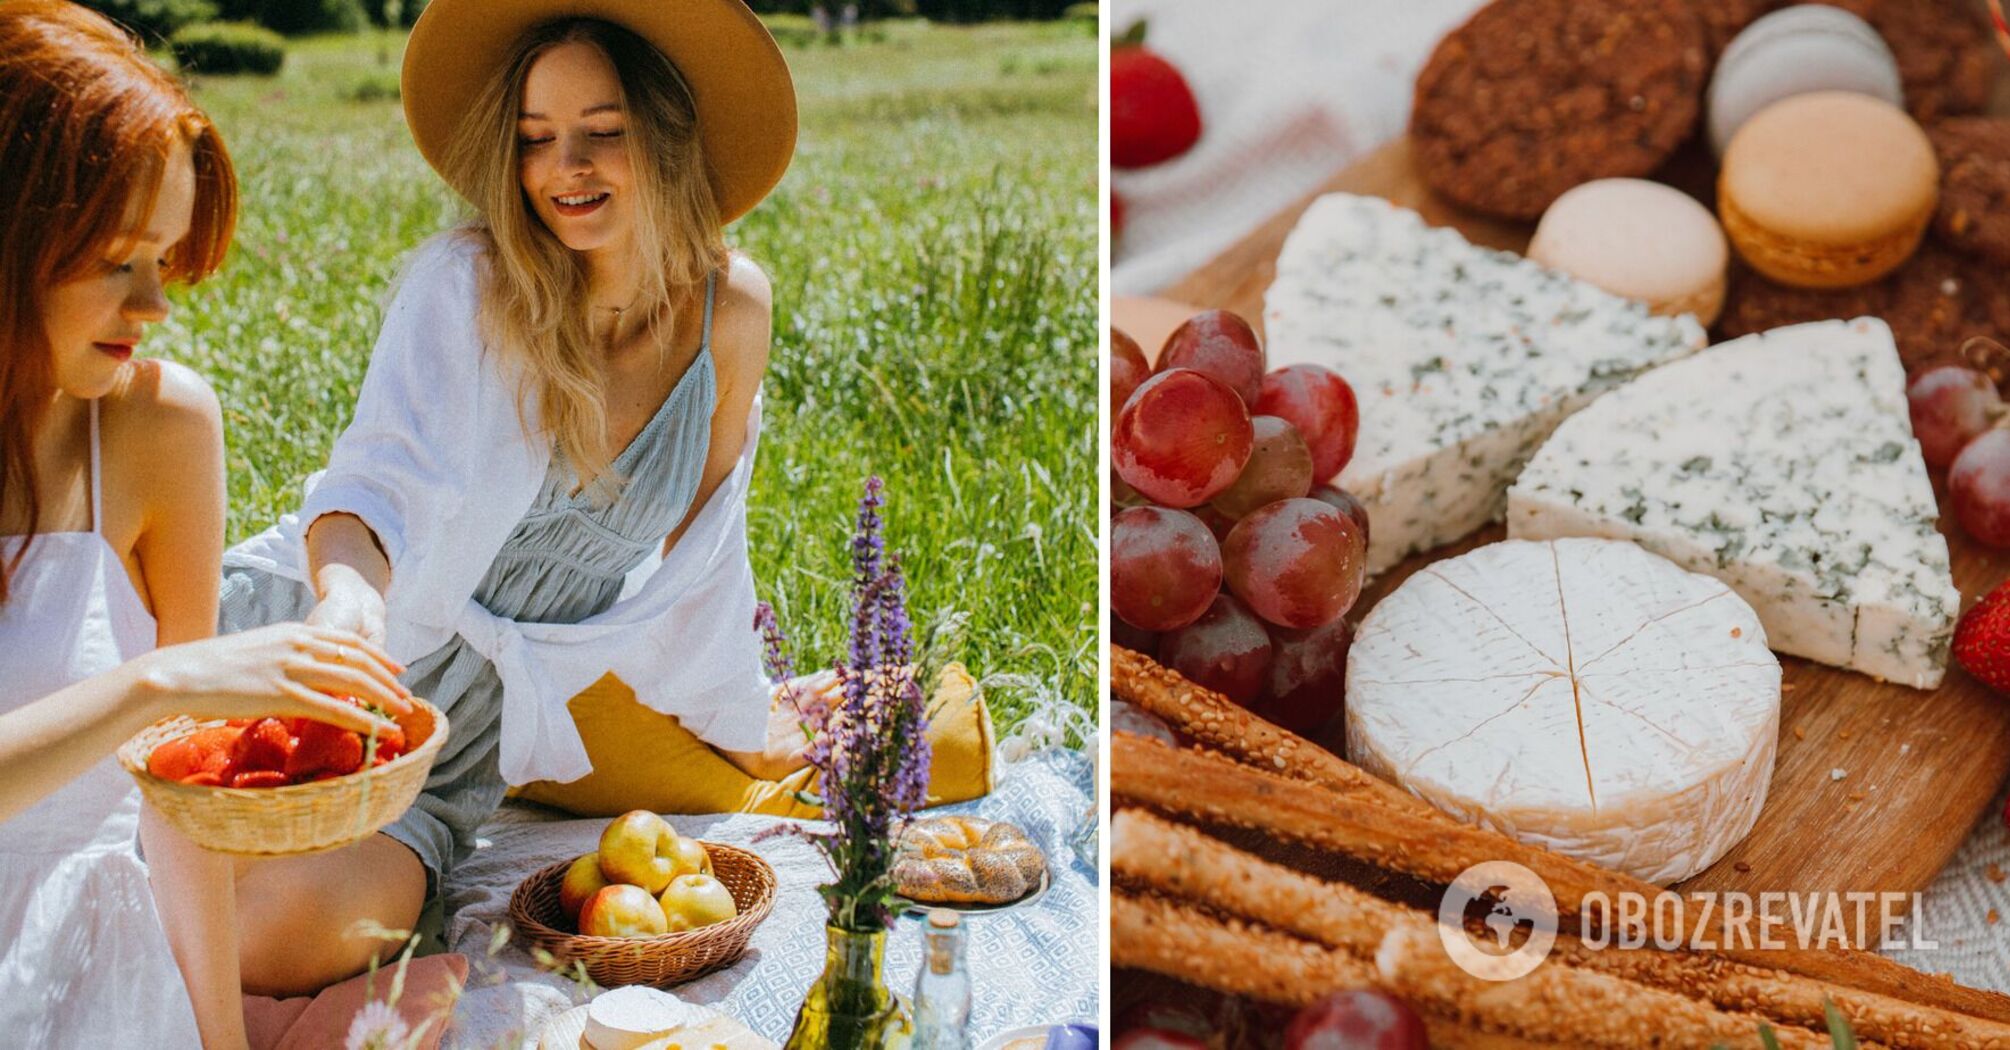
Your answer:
142,0 -> 810,1039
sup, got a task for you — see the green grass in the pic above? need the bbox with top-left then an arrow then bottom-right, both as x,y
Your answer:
158,21 -> 1097,730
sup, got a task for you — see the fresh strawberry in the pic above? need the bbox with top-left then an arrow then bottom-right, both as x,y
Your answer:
147,737 -> 207,781
1956,579 -> 2010,692
1111,23 -> 1201,169
230,769 -> 291,789
230,718 -> 296,773
286,720 -> 365,780
179,771 -> 225,787
152,727 -> 241,780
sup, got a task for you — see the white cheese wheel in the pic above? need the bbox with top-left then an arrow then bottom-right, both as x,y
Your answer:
1346,538 -> 1781,884
584,986 -> 700,1050
1509,318 -> 1958,689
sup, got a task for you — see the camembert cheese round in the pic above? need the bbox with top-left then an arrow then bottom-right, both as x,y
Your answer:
1345,537 -> 1780,884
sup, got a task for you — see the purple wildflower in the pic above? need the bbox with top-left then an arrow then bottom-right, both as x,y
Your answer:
875,559 -> 932,811
753,601 -> 794,684
794,477 -> 937,931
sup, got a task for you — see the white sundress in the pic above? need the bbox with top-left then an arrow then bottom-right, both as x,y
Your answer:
0,400 -> 202,1048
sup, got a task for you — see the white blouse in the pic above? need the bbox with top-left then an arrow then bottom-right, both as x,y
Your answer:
226,233 -> 770,785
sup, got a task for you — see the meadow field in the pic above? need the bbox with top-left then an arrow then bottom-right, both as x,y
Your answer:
159,19 -> 1099,729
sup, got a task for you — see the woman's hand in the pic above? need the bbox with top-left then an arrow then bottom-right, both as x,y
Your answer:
132,623 -> 411,733
720,672 -> 842,781
307,562 -> 388,649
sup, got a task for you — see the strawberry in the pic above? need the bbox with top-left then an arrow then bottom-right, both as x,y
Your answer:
230,718 -> 296,773
1955,578 -> 2010,692
1111,23 -> 1201,169
179,771 -> 225,787
147,737 -> 207,781
230,770 -> 291,789
151,727 -> 241,781
286,720 -> 365,780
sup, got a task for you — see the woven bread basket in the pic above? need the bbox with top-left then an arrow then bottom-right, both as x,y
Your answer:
117,698 -> 447,857
508,842 -> 776,988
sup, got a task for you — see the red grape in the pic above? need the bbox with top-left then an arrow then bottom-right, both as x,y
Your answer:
1114,368 -> 1254,508
1909,366 -> 2002,469
1951,429 -> 2010,547
1256,364 -> 1360,482
1190,502 -> 1238,543
1261,616 -> 1353,736
1211,415 -> 1314,519
1309,484 -> 1371,550
1159,593 -> 1274,705
1159,310 -> 1265,404
1112,327 -> 1152,421
1112,506 -> 1223,631
1112,467 -> 1152,513
1223,498 -> 1366,629
1284,990 -> 1427,1050
1111,613 -> 1159,656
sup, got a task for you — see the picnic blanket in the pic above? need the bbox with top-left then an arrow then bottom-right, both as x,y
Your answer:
434,748 -> 1098,1048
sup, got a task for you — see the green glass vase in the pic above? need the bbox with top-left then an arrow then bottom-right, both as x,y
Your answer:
784,925 -> 914,1050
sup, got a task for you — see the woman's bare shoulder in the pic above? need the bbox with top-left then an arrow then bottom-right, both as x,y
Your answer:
102,359 -> 222,446
708,252 -> 773,388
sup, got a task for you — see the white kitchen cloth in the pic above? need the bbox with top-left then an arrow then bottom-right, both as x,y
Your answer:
1110,0 -> 1483,297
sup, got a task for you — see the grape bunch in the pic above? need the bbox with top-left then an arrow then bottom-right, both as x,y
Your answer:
1110,310 -> 1366,736
1906,363 -> 2010,546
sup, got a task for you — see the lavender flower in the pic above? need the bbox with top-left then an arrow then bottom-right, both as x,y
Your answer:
753,601 -> 794,684
783,476 -> 935,932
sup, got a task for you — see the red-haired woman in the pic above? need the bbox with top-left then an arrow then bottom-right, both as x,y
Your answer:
0,3 -> 410,1044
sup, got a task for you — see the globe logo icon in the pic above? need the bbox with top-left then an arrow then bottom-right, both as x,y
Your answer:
1437,860 -> 1559,981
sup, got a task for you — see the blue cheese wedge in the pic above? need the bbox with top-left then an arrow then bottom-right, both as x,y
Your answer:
1263,194 -> 1707,576
1508,318 -> 1957,689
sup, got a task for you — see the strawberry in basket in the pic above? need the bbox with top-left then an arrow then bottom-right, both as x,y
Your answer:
144,696 -> 436,789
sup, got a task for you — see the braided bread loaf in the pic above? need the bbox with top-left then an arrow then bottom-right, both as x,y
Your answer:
893,816 -> 1047,905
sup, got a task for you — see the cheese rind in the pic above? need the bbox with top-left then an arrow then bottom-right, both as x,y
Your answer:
1263,194 -> 1707,575
585,986 -> 702,1050
1507,318 -> 1958,689
1346,538 -> 1781,884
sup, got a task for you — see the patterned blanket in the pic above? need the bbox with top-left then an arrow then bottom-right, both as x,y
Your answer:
435,748 -> 1098,1048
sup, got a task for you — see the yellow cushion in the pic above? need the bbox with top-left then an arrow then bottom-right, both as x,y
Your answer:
509,663 -> 995,817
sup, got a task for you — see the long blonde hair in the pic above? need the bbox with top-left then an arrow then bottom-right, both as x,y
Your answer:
443,18 -> 728,494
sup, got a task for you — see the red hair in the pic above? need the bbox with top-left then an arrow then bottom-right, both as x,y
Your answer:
0,0 -> 238,604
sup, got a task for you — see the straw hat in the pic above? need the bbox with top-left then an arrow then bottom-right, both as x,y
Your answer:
400,0 -> 796,223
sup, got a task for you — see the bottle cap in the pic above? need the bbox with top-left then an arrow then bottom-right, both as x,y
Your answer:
927,908 -> 959,929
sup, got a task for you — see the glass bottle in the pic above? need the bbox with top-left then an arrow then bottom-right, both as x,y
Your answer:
911,909 -> 971,1050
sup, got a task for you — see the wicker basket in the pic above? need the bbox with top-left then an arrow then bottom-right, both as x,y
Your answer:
116,699 -> 448,857
508,842 -> 776,988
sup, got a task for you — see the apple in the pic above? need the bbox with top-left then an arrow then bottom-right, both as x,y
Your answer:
658,873 -> 738,932
598,810 -> 681,893
669,835 -> 711,879
578,884 -> 669,938
559,852 -> 612,922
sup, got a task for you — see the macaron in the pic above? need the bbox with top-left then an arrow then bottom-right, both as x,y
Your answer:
1527,179 -> 1729,325
1718,91 -> 1938,290
1706,5 -> 1904,157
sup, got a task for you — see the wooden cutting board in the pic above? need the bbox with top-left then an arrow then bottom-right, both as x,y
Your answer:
1124,136 -> 2010,944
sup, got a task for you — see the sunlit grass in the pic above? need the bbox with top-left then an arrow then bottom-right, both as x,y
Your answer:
159,20 -> 1096,728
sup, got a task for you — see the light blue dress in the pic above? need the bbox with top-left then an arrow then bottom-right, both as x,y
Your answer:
220,273 -> 718,893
